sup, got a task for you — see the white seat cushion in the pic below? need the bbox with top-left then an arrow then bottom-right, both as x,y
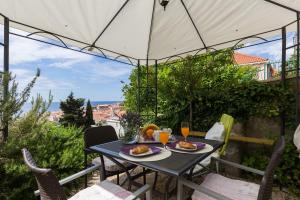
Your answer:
92,156 -> 133,172
69,180 -> 134,200
186,152 -> 219,174
192,173 -> 259,200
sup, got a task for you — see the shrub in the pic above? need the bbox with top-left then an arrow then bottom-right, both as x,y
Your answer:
0,123 -> 84,200
0,95 -> 84,200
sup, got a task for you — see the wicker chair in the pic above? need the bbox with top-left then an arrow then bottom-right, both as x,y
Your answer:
22,148 -> 151,200
84,126 -> 137,187
178,136 -> 285,200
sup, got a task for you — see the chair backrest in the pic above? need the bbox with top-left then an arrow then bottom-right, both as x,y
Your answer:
84,125 -> 118,149
22,148 -> 67,200
219,114 -> 234,155
257,136 -> 285,200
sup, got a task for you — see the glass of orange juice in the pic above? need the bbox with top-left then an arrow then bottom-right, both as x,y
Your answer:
181,121 -> 190,141
159,131 -> 170,149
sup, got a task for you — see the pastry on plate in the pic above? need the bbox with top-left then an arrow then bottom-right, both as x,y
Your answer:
178,141 -> 196,149
131,145 -> 149,154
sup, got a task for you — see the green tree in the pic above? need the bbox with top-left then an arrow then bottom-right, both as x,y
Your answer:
85,99 -> 95,127
59,92 -> 85,127
0,69 -> 40,142
122,49 -> 291,132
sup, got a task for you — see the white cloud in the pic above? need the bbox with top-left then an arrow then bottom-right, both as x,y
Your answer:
12,68 -> 75,91
12,38 -> 91,66
77,61 -> 133,83
0,26 -> 93,68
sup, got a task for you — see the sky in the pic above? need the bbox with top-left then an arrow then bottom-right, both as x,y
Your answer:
0,26 -> 296,102
0,27 -> 134,102
237,33 -> 295,61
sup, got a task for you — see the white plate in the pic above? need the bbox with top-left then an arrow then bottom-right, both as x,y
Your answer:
119,147 -> 172,162
175,143 -> 197,151
129,148 -> 153,157
166,143 -> 214,154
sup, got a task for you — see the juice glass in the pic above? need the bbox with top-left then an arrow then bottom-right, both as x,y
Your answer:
181,122 -> 190,141
159,131 -> 170,149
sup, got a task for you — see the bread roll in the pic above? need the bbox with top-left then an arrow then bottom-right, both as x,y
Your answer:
132,145 -> 149,154
178,141 -> 196,149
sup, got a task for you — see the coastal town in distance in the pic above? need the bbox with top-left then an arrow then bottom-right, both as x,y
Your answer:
48,102 -> 125,131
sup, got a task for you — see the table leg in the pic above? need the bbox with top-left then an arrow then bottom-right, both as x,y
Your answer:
177,179 -> 183,200
104,156 -> 133,190
143,167 -> 146,184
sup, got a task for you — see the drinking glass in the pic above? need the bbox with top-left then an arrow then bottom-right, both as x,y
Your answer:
181,121 -> 190,141
159,131 -> 170,149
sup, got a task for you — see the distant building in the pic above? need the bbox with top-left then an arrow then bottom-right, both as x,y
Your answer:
234,52 -> 274,80
48,103 -> 125,124
48,111 -> 63,122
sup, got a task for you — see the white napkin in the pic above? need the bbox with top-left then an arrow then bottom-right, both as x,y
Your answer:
294,124 -> 300,158
205,122 -> 225,142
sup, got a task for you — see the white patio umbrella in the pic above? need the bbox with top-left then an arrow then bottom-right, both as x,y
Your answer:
0,0 -> 300,65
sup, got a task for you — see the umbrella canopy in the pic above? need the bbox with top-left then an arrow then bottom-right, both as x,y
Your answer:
0,0 -> 299,65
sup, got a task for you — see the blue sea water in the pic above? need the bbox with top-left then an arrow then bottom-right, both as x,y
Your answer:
22,101 -> 122,113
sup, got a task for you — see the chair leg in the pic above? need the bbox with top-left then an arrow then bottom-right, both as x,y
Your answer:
216,160 -> 220,174
164,176 -> 174,200
143,167 -> 146,184
153,171 -> 158,190
128,181 -> 132,191
99,155 -> 106,181
117,171 -> 120,185
84,153 -> 88,188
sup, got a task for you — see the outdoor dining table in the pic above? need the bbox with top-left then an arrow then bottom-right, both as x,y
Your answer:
90,136 -> 224,199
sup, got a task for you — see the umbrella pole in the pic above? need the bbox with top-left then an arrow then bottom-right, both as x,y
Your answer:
281,27 -> 286,136
2,16 -> 9,142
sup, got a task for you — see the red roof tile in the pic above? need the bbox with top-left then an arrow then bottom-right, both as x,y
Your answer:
234,52 -> 268,65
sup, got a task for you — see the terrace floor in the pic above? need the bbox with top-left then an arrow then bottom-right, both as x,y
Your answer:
87,166 -> 299,200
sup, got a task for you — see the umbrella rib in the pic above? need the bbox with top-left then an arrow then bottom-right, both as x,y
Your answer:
90,0 -> 131,47
146,0 -> 156,61
180,0 -> 207,49
264,0 -> 299,13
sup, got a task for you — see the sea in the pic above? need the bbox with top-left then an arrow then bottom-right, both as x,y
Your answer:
22,101 -> 122,113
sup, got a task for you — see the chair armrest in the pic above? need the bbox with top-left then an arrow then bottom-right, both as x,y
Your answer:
125,184 -> 152,200
34,163 -> 101,196
179,177 -> 234,200
212,157 -> 264,176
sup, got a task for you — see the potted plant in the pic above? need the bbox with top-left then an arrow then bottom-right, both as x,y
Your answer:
119,111 -> 142,144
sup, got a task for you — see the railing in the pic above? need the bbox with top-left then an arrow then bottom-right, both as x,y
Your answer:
259,60 -> 299,81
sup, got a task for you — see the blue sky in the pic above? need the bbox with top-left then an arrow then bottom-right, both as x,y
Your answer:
237,33 -> 295,61
0,26 -> 296,102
